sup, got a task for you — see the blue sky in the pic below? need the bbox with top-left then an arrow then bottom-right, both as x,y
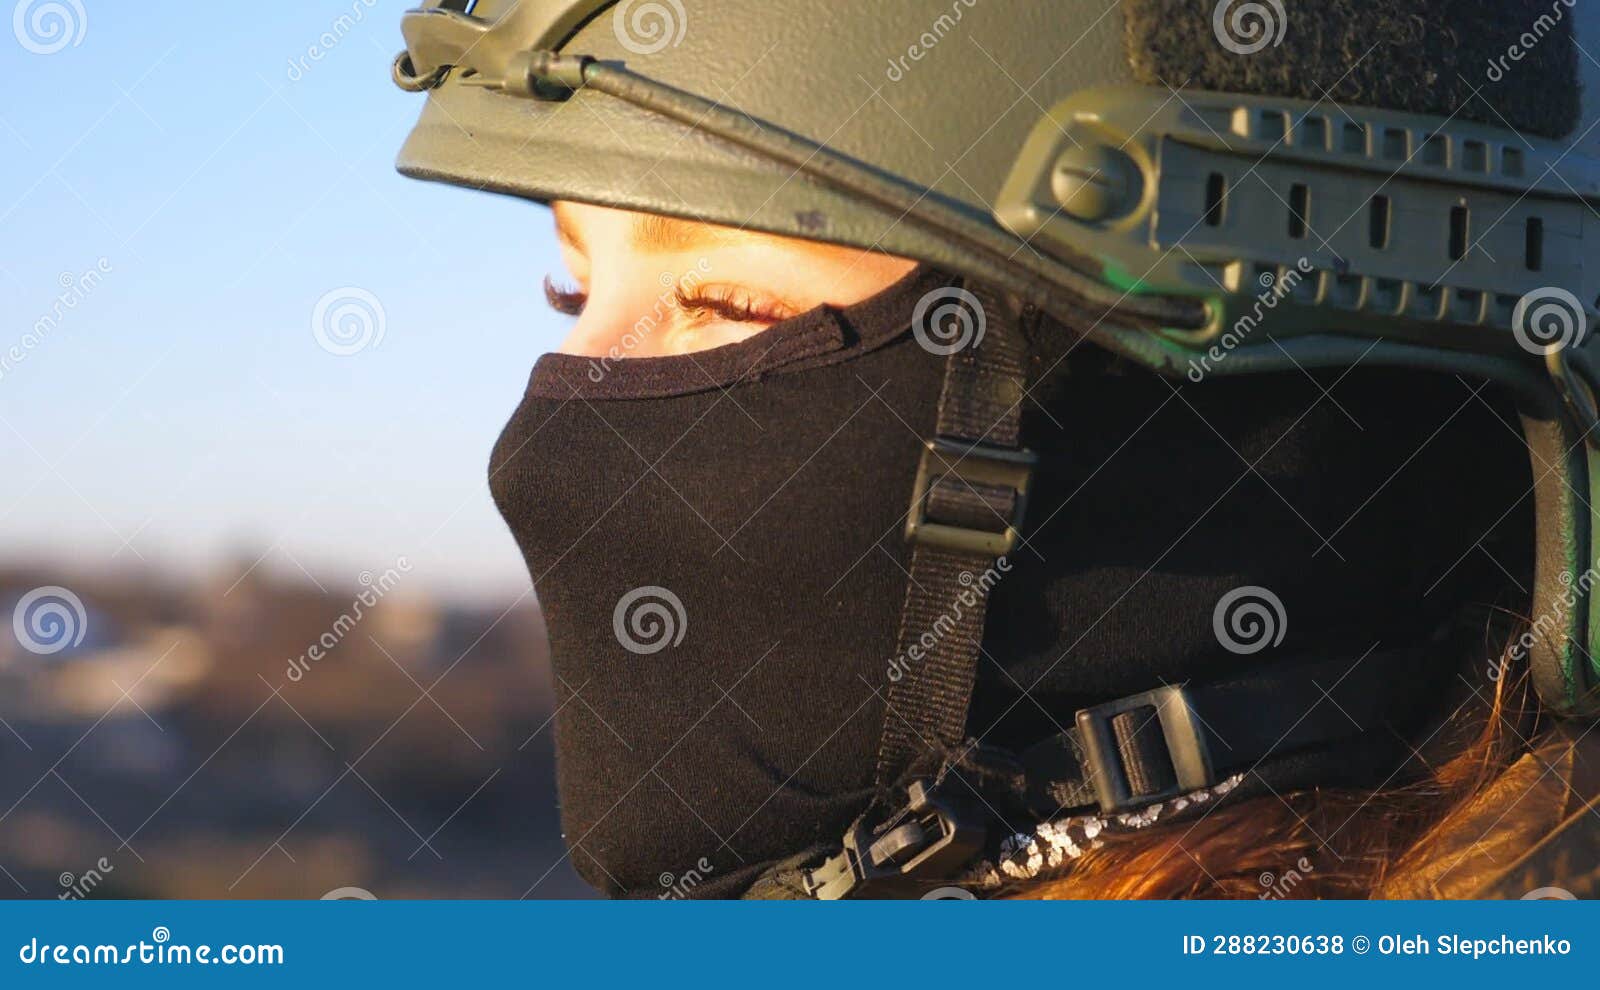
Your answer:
0,1 -> 572,601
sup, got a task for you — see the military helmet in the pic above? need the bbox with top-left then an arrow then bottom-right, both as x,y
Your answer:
393,0 -> 1600,714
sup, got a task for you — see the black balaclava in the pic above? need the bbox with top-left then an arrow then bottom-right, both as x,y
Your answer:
488,267 -> 1531,898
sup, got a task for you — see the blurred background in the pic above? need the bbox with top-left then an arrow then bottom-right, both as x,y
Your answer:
0,1 -> 593,896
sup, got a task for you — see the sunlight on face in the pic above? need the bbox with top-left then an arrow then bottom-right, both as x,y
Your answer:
545,202 -> 918,357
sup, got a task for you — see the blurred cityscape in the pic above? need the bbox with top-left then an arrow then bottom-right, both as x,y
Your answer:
0,562 -> 593,899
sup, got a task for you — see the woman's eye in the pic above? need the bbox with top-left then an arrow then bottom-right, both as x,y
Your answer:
674,284 -> 797,325
543,275 -> 587,316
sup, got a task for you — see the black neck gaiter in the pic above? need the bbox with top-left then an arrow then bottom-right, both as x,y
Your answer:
491,269 -> 949,898
488,268 -> 1530,898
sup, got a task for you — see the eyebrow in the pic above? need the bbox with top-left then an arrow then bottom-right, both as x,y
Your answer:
629,213 -> 742,253
630,214 -> 851,263
553,202 -> 834,259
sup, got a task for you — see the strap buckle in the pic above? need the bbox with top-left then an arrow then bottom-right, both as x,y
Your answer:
1076,685 -> 1216,813
905,437 -> 1036,556
803,780 -> 987,900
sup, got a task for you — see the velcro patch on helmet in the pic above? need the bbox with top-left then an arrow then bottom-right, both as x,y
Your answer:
1125,0 -> 1579,139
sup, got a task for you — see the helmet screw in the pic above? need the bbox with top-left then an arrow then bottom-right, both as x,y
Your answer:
1049,145 -> 1139,222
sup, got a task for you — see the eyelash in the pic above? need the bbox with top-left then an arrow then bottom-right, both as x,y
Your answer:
541,275 -> 795,325
673,283 -> 795,324
544,275 -> 587,316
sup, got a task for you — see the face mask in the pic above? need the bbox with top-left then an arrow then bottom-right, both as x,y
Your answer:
489,267 -> 1530,898
489,268 -> 950,897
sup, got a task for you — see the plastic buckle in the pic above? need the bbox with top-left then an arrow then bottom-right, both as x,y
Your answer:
1075,684 -> 1215,813
905,437 -> 1036,556
803,780 -> 987,900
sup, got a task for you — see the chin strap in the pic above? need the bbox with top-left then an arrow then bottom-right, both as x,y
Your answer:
873,280 -> 1034,786
805,645 -> 1439,898
799,279 -> 1030,901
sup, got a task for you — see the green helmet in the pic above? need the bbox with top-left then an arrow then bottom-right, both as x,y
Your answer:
392,0 -> 1600,719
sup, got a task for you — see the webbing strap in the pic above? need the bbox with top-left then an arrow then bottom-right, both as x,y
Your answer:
806,647 -> 1436,899
1019,649 -> 1437,815
874,282 -> 1032,786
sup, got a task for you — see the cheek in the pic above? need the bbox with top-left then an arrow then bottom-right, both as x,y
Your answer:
657,321 -> 765,355
561,305 -> 765,358
558,285 -> 676,358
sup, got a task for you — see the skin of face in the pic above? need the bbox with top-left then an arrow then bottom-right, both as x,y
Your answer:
549,201 -> 918,357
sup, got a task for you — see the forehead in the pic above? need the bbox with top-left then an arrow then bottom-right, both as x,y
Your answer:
551,201 -> 841,259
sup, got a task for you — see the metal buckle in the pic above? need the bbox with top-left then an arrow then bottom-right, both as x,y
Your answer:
1075,685 -> 1215,813
905,437 -> 1036,556
803,780 -> 987,900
